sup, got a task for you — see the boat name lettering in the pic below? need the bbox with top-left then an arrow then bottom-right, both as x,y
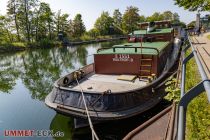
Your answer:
112,54 -> 133,62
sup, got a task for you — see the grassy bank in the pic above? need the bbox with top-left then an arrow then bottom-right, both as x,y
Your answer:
0,39 -> 62,53
164,47 -> 210,139
0,35 -> 125,53
185,50 -> 210,139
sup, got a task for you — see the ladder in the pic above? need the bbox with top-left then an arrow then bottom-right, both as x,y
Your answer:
139,55 -> 153,78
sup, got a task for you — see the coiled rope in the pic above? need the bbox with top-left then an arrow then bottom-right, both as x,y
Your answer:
75,78 -> 99,140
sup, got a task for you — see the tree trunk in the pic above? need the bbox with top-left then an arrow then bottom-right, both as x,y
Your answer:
14,14 -> 20,41
24,0 -> 30,42
48,21 -> 51,40
13,1 -> 20,42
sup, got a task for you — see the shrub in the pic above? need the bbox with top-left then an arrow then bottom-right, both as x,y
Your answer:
80,34 -> 94,41
11,42 -> 26,48
164,78 -> 180,102
39,38 -> 54,48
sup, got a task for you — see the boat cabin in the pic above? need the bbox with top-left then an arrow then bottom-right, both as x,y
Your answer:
94,21 -> 174,78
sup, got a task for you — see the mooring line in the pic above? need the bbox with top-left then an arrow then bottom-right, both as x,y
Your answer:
75,78 -> 99,140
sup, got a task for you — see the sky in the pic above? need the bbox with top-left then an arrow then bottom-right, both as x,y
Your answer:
0,0 -> 209,30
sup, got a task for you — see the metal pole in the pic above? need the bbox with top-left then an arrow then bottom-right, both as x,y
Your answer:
177,35 -> 210,140
177,106 -> 185,140
188,36 -> 210,102
178,45 -> 193,140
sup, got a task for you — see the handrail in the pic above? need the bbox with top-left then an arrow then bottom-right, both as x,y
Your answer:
177,34 -> 210,140
97,46 -> 160,55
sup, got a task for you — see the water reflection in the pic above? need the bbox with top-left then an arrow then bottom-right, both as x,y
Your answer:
20,50 -> 60,100
76,46 -> 88,66
0,40 -> 126,140
0,54 -> 21,93
50,114 -> 74,140
0,40 -> 125,99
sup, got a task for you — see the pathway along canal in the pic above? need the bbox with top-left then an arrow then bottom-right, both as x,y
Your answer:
0,40 -> 171,140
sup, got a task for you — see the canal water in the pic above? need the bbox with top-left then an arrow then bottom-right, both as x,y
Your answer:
0,40 -> 171,140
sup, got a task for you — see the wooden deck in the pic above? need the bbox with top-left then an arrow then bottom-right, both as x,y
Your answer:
71,74 -> 147,93
191,33 -> 210,78
123,103 -> 177,140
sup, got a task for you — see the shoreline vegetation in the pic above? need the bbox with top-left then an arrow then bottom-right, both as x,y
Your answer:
165,47 -> 210,139
0,36 -> 126,53
185,48 -> 210,140
0,0 -> 185,54
1,0 -> 209,139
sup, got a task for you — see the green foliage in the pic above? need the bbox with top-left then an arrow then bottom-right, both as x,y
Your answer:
94,11 -> 113,35
35,2 -> 54,41
79,34 -> 94,41
122,6 -> 140,33
187,21 -> 196,27
164,45 -> 210,139
87,28 -> 100,38
55,10 -> 69,34
139,15 -> 146,22
0,15 -> 13,43
164,78 -> 180,102
50,114 -> 74,140
146,12 -> 164,22
71,14 -> 86,37
178,21 -> 187,28
174,0 -> 210,11
146,11 -> 180,23
112,9 -> 123,34
7,0 -> 21,41
11,42 -> 26,48
0,66 -> 20,93
2,2 -> 186,51
38,38 -> 54,48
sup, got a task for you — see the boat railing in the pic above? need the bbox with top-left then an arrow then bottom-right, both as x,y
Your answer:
177,34 -> 210,140
97,46 -> 160,55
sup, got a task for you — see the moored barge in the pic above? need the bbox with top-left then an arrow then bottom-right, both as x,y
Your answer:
45,21 -> 182,121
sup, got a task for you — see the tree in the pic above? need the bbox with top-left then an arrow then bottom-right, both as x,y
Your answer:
146,12 -> 164,22
173,12 -> 180,22
188,21 -> 196,27
162,11 -> 174,20
0,15 -> 14,43
87,28 -> 99,38
54,10 -> 69,35
35,2 -> 54,40
122,6 -> 140,33
94,11 -> 113,35
112,9 -> 123,34
72,14 -> 86,37
16,0 -> 39,42
7,0 -> 21,41
174,0 -> 210,11
139,15 -> 146,22
113,9 -> 122,27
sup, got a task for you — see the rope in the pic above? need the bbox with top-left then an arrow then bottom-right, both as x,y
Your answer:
75,78 -> 99,140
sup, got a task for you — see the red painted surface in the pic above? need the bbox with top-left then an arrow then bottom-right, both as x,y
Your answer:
94,54 -> 158,75
94,54 -> 140,75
